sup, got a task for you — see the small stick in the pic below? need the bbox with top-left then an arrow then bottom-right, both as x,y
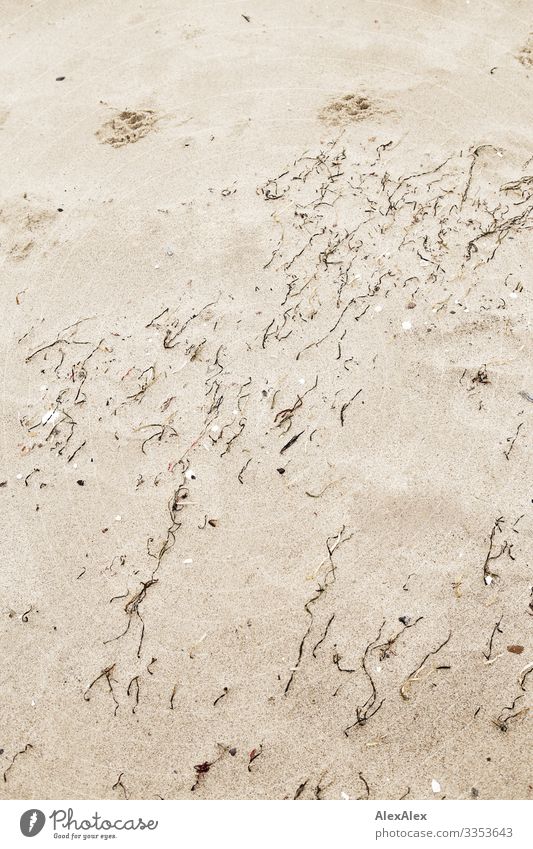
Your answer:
483,616 -> 503,661
213,687 -> 228,707
400,632 -> 452,700
3,744 -> 33,783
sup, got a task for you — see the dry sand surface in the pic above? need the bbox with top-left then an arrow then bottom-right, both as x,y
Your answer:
1,0 -> 532,801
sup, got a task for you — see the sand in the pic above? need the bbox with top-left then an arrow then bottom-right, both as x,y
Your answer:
0,0 -> 532,801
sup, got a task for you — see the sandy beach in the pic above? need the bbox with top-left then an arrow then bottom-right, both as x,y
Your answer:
1,0 -> 532,800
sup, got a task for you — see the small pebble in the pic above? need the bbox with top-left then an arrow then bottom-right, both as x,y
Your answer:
402,320 -> 412,330
431,779 -> 441,793
115,515 -> 122,522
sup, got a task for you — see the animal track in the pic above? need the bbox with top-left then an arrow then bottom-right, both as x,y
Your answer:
96,109 -> 158,147
319,93 -> 376,126
0,198 -> 56,261
517,35 -> 533,67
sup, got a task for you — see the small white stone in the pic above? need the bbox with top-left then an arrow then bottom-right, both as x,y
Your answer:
374,304 -> 383,313
510,292 -> 518,299
432,779 -> 441,793
115,515 -> 122,522
185,469 -> 196,480
298,378 -> 305,385
16,473 -> 23,480
183,558 -> 193,564
485,575 -> 493,585
40,384 -> 47,391
341,791 -> 350,800
211,424 -> 220,433
402,320 -> 412,330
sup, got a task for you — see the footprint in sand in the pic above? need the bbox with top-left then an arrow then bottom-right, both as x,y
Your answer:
96,109 -> 158,148
319,93 -> 377,126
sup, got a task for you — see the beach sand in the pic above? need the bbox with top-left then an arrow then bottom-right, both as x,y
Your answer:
0,0 -> 532,800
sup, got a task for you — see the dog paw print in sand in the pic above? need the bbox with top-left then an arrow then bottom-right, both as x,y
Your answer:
1,198 -> 57,261
319,93 -> 375,126
517,35 -> 533,67
96,109 -> 158,147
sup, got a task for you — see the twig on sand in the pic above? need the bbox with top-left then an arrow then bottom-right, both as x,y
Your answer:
3,744 -> 33,783
400,632 -> 452,701
344,621 -> 386,735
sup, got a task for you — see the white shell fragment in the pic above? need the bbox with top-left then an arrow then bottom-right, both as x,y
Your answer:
41,410 -> 60,426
